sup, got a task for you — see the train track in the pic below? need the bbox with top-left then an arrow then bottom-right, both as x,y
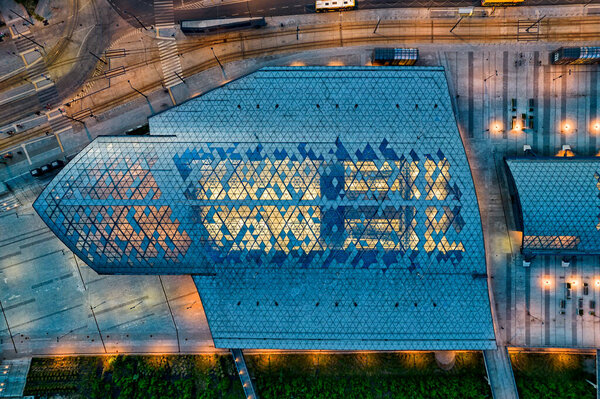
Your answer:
2,14 -> 600,153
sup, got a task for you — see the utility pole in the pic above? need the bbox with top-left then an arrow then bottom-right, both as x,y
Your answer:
59,109 -> 85,125
10,9 -> 33,25
128,80 -> 148,99
0,299 -> 17,353
89,51 -> 107,65
90,305 -> 107,353
123,10 -> 148,30
159,276 -> 180,353
12,25 -> 45,50
211,47 -> 224,71
525,15 -> 545,32
373,18 -> 381,34
174,71 -> 185,84
449,16 -> 464,33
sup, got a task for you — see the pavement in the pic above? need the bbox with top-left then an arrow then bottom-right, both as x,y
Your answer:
0,175 -> 216,358
0,358 -> 30,398
484,347 -> 519,399
105,0 -> 600,28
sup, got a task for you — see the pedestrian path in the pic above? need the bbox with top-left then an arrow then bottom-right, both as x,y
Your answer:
0,358 -> 31,398
157,40 -> 184,88
596,350 -> 600,399
153,0 -> 184,89
231,349 -> 258,399
483,347 -> 519,399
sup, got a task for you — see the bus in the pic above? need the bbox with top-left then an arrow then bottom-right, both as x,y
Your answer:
551,47 -> 600,65
181,17 -> 266,35
372,48 -> 418,66
315,0 -> 356,12
481,0 -> 524,6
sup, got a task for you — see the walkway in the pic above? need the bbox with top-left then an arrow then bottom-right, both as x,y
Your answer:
231,348 -> 258,399
0,358 -> 31,398
483,347 -> 519,399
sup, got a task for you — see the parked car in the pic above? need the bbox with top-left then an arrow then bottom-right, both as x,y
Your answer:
30,168 -> 43,178
50,159 -> 65,169
30,159 -> 66,178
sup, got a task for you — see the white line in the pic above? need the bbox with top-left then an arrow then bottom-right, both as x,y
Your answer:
76,26 -> 96,59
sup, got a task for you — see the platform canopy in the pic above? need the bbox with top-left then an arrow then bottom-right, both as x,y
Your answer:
34,67 -> 495,350
506,157 -> 600,255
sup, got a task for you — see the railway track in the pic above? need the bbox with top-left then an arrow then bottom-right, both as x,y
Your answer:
2,14 -> 600,153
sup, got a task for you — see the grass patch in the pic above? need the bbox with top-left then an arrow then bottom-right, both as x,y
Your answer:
24,355 -> 245,399
511,353 -> 596,399
246,352 -> 491,399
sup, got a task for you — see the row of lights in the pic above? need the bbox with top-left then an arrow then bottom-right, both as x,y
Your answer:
491,121 -> 600,133
543,277 -> 600,288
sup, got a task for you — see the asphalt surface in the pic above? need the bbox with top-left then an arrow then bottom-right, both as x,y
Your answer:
109,0 -> 600,28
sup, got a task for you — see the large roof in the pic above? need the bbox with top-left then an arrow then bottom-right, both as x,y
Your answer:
34,67 -> 495,350
506,157 -> 600,255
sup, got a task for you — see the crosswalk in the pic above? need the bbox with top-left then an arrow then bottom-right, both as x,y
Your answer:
154,0 -> 176,30
13,34 -> 36,54
157,40 -> 184,88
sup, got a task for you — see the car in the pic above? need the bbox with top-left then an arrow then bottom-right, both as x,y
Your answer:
40,164 -> 52,174
30,168 -> 43,178
50,159 -> 65,169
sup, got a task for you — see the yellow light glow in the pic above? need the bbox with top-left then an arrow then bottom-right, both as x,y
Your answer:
594,123 -> 600,131
327,60 -> 345,66
595,280 -> 600,287
571,278 -> 578,286
289,61 -> 306,66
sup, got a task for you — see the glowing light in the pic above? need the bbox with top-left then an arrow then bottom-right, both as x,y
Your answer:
289,61 -> 306,66
571,278 -> 578,287
595,280 -> 600,287
327,60 -> 345,66
595,123 -> 600,131
491,122 -> 503,133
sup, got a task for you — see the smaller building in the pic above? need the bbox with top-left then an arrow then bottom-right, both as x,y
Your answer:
506,157 -> 600,256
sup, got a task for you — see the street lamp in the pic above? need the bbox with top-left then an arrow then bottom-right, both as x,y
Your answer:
123,10 -> 148,30
128,80 -> 148,100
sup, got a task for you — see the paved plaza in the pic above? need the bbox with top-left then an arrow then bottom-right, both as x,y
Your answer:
0,176 -> 215,356
0,43 -> 599,356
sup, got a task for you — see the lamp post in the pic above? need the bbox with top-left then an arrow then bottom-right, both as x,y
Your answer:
128,80 -> 148,100
10,9 -> 33,25
211,47 -> 224,71
12,25 -> 45,52
0,299 -> 17,353
123,10 -> 148,30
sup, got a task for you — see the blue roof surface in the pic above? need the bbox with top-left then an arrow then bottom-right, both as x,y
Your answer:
506,157 -> 600,255
34,67 -> 495,350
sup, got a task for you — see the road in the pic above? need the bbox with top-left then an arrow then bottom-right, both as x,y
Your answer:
109,0 -> 600,28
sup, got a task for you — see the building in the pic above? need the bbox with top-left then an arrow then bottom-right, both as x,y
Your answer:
34,67 -> 496,350
506,157 -> 600,256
